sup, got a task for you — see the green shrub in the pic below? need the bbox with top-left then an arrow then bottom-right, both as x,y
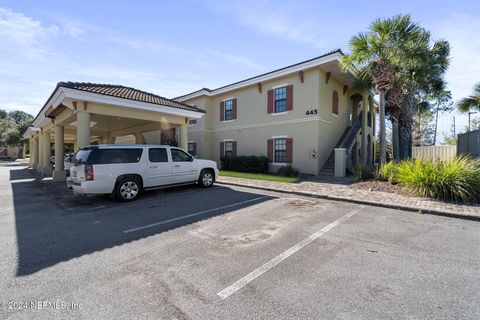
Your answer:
375,161 -> 398,183
277,165 -> 300,177
396,156 -> 480,202
351,164 -> 372,181
220,156 -> 269,173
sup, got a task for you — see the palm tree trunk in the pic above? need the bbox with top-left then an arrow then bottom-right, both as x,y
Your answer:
392,117 -> 400,161
379,89 -> 387,164
399,123 -> 409,159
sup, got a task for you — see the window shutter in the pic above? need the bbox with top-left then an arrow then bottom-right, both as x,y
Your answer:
232,141 -> 237,157
220,141 -> 224,158
286,138 -> 293,163
332,90 -> 339,115
232,99 -> 237,119
267,139 -> 273,162
286,85 -> 293,111
220,101 -> 225,121
267,90 -> 274,114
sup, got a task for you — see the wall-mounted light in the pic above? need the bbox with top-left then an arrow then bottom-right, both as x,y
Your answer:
312,148 -> 316,158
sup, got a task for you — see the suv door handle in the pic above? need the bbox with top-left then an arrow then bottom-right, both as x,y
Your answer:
173,164 -> 181,167
149,165 -> 157,169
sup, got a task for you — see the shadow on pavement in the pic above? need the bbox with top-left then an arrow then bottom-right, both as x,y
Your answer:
10,168 -> 273,276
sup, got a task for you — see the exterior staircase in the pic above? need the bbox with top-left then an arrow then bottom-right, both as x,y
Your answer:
319,112 -> 363,176
319,128 -> 350,176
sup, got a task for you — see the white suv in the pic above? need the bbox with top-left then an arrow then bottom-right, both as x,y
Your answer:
66,144 -> 219,201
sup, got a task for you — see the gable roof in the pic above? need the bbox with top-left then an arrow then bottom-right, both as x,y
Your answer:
58,82 -> 205,113
174,49 -> 347,101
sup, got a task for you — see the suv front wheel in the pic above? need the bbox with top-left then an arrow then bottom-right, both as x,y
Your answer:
198,170 -> 214,188
115,176 -> 142,201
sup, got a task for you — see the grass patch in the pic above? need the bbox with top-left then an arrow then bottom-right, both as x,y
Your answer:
220,170 -> 300,183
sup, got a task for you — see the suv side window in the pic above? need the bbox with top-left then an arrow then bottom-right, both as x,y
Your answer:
149,148 -> 169,163
171,149 -> 191,162
90,149 -> 143,164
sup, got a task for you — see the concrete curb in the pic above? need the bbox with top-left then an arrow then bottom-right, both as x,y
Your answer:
217,181 -> 480,222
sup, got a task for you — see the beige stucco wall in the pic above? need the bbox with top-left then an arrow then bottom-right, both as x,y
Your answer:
184,67 -> 375,175
212,120 -> 321,175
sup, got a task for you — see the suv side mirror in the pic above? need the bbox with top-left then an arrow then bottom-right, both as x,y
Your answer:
189,156 -> 195,162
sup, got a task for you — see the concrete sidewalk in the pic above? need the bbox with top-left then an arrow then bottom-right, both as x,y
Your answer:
217,176 -> 480,221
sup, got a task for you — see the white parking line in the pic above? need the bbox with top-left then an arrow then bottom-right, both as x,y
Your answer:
217,206 -> 364,299
89,205 -> 107,211
123,196 -> 270,234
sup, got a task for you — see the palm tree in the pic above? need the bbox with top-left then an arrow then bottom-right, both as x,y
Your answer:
394,36 -> 450,158
340,15 -> 422,164
457,83 -> 480,112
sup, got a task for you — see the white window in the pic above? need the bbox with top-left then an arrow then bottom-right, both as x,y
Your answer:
224,99 -> 233,121
274,138 -> 287,163
224,141 -> 234,157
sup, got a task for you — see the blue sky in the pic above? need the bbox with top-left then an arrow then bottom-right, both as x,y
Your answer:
1,0 -> 479,142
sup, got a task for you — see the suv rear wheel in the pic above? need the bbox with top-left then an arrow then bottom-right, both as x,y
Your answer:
115,176 -> 141,201
198,169 -> 214,188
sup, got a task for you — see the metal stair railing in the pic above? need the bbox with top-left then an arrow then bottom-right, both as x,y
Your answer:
339,111 -> 362,151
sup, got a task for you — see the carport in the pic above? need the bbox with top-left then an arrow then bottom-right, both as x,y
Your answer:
23,82 -> 206,181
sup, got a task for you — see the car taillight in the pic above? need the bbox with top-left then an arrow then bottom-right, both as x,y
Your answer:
85,164 -> 94,181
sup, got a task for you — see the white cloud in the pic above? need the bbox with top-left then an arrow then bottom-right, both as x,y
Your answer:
0,7 -> 59,59
63,24 -> 86,37
0,7 -> 59,44
107,34 -> 265,71
0,6 -> 268,116
203,0 -> 341,50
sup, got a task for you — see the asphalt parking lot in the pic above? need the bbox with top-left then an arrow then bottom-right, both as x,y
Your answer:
1,166 -> 479,320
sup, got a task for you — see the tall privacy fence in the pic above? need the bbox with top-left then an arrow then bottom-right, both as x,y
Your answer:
412,145 -> 457,162
457,129 -> 480,158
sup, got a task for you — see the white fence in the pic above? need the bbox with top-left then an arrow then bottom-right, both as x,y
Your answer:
412,146 -> 457,162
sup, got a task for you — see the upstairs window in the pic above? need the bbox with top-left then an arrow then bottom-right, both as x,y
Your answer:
332,90 -> 339,115
274,87 -> 287,113
224,99 -> 233,121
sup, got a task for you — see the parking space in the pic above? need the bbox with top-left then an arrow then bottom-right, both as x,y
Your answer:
1,166 -> 479,319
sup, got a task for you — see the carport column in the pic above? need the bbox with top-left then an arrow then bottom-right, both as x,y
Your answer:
31,136 -> 39,170
76,110 -> 90,150
53,125 -> 66,182
134,132 -> 146,144
107,136 -> 116,144
180,123 -> 188,150
41,131 -> 52,176
37,133 -> 44,173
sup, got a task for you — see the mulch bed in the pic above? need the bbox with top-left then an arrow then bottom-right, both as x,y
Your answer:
349,180 -> 417,197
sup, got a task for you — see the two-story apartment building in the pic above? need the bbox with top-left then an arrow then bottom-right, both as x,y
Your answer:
175,49 -> 375,175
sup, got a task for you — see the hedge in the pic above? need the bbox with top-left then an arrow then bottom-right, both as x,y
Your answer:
220,156 -> 269,173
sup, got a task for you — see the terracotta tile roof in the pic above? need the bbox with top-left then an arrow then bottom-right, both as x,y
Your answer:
59,82 -> 205,113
